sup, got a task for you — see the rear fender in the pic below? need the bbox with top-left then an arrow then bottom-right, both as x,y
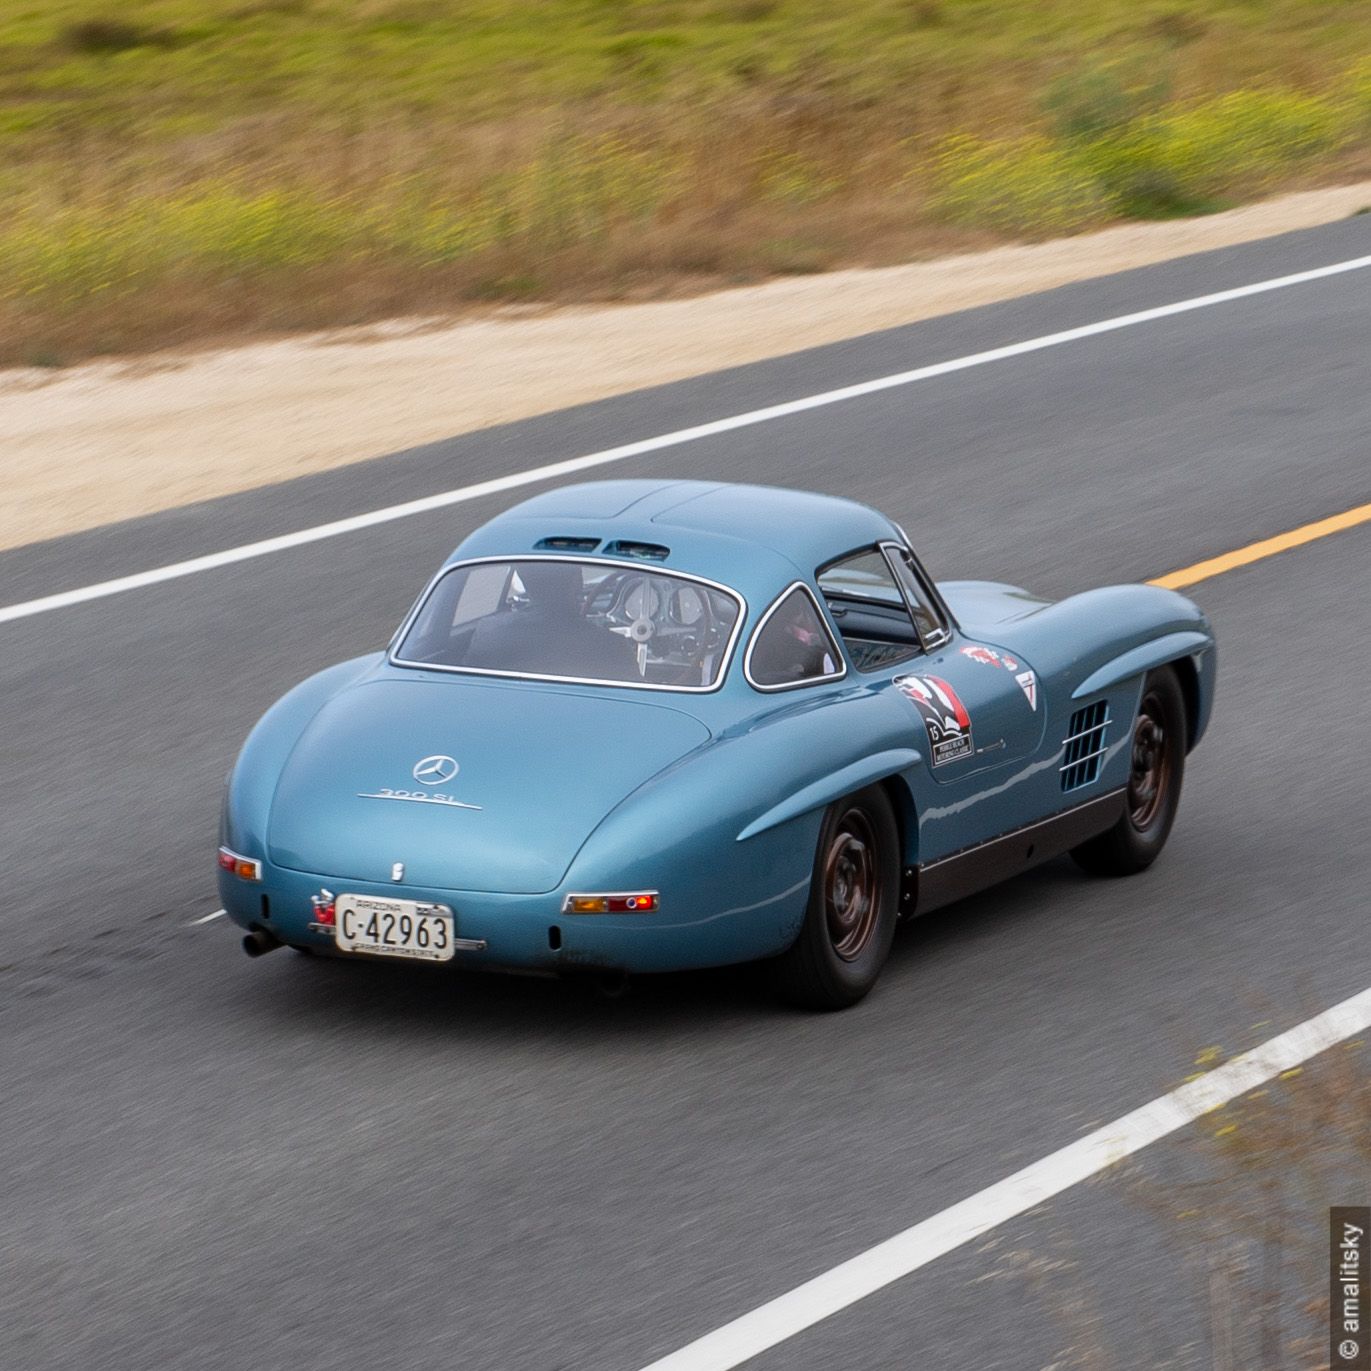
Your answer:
222,654 -> 381,856
563,690 -> 923,962
736,748 -> 921,841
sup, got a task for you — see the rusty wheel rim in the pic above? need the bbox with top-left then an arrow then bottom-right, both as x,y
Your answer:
1128,692 -> 1171,830
824,809 -> 880,962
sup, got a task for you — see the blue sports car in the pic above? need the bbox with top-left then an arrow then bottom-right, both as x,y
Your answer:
219,480 -> 1215,1008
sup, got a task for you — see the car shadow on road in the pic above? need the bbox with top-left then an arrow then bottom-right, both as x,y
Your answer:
225,856 -> 1097,1041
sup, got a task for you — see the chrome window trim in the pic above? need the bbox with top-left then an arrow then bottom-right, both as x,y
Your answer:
743,581 -> 848,694
816,543 -> 927,672
388,554 -> 749,694
879,539 -> 953,650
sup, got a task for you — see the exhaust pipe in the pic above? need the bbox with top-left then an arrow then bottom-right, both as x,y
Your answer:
242,928 -> 283,958
594,969 -> 631,1000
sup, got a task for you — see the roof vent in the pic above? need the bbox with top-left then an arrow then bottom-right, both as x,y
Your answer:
604,539 -> 670,561
534,536 -> 600,552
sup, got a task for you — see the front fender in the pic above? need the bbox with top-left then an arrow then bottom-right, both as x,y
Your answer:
1071,630 -> 1213,699
993,584 -> 1216,750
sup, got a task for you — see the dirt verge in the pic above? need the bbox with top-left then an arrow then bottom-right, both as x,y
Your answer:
3,180 -> 1368,555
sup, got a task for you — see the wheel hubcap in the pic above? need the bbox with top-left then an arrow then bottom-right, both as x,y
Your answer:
1128,692 -> 1170,830
824,810 -> 879,961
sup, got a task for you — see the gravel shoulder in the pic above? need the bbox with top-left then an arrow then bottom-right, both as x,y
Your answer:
3,180 -> 1369,554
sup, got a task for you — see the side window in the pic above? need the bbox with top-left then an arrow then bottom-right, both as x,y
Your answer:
747,585 -> 843,690
818,549 -> 921,673
885,545 -> 950,646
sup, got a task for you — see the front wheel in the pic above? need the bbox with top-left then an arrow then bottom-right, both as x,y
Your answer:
1071,666 -> 1186,877
773,785 -> 900,1010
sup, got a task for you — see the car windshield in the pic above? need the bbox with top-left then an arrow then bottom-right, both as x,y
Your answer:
393,559 -> 744,690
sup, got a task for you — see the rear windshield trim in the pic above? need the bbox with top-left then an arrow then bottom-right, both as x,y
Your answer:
388,554 -> 749,694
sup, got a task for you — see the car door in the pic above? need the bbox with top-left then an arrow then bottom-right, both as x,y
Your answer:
817,543 -> 1045,858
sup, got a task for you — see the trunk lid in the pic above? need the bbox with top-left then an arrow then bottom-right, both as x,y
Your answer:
267,676 -> 709,893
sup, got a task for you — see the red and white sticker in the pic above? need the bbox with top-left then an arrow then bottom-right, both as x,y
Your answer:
960,645 -> 1002,667
894,674 -> 974,766
961,643 -> 1021,673
1015,669 -> 1038,711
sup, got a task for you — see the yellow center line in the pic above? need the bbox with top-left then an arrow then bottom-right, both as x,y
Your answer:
1149,500 -> 1371,590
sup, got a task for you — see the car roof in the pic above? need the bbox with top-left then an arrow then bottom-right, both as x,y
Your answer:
447,480 -> 901,598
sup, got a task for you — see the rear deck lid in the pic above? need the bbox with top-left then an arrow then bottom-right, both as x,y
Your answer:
267,677 -> 709,893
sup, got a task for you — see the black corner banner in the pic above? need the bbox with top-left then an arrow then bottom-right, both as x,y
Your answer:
1332,1207 -> 1370,1371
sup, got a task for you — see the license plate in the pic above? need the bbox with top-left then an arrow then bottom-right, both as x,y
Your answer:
334,893 -> 455,962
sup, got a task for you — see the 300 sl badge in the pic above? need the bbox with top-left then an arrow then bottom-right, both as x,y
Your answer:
357,754 -> 481,809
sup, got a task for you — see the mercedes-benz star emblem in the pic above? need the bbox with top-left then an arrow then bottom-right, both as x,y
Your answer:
413,754 -> 459,785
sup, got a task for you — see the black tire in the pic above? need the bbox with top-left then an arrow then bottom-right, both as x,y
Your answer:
773,784 -> 900,1010
1070,666 -> 1186,877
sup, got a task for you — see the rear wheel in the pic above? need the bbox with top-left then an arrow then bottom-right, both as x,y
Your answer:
773,785 -> 900,1010
1071,666 -> 1186,877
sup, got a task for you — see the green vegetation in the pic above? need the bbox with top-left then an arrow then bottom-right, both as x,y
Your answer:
933,83 -> 1362,232
1,1 -> 1369,362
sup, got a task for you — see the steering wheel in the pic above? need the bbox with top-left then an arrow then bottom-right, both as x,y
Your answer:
655,582 -> 719,684
622,578 -> 657,647
594,574 -> 719,683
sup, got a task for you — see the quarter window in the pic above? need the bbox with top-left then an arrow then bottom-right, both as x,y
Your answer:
747,586 -> 842,689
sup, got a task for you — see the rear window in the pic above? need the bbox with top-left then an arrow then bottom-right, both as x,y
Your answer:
393,559 -> 744,690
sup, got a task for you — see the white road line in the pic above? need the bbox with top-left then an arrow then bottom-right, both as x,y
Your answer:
638,983 -> 1371,1371
188,909 -> 226,925
4,252 -> 1371,629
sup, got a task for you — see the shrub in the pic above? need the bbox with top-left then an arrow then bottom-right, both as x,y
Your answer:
60,19 -> 174,54
929,134 -> 1108,235
1082,88 -> 1350,217
1042,62 -> 1167,143
1346,57 -> 1371,131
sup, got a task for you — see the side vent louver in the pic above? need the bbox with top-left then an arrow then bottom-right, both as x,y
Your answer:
1061,700 -> 1109,792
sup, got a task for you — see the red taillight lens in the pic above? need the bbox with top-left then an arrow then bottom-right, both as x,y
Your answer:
610,894 -> 658,913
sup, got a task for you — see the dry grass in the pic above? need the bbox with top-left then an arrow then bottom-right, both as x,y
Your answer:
1,2 -> 1370,365
981,1032 -> 1370,1368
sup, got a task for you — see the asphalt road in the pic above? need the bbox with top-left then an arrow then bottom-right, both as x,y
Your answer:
2,216 -> 1369,1371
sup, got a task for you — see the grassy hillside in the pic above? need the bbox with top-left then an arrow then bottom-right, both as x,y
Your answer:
2,0 -> 1369,363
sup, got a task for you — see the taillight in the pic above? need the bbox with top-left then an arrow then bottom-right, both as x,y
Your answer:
218,846 -> 262,881
564,891 -> 659,914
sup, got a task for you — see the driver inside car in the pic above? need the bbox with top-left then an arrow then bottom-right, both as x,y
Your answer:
464,561 -> 640,680
750,592 -> 836,684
